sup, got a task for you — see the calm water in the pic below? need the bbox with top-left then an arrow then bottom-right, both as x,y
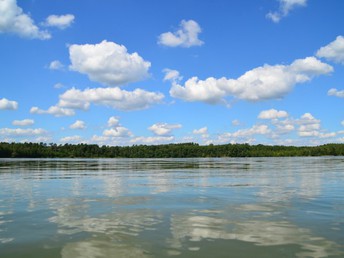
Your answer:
0,157 -> 343,258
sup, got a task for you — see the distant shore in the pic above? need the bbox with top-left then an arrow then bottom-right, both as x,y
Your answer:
1,142 -> 344,158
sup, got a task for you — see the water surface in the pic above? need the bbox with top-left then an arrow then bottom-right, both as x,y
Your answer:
0,157 -> 343,257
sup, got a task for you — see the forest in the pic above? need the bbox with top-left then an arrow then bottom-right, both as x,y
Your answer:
1,142 -> 344,158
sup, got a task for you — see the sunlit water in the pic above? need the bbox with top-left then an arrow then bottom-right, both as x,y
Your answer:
0,157 -> 343,258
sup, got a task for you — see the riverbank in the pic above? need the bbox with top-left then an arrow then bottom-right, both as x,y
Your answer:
1,142 -> 344,158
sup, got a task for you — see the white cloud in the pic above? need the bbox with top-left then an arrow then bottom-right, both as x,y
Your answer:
266,0 -> 307,23
206,124 -> 272,144
88,135 -> 110,146
231,124 -> 271,138
207,124 -> 271,145
69,40 -> 151,86
12,119 -> 34,126
49,60 -> 64,70
163,69 -> 182,82
170,76 -> 227,104
193,127 -> 209,140
158,20 -> 204,48
0,98 -> 18,110
231,120 -> 241,126
57,91 -> 90,110
107,116 -> 120,127
342,121 -> 344,127
44,14 -> 75,29
193,127 -> 208,135
262,112 -> 317,139
266,112 -> 337,140
88,134 -> 132,146
170,57 -> 332,104
130,136 -> 174,145
34,136 -> 52,143
203,111 -> 338,145
54,83 -> 65,89
318,132 -> 337,139
60,135 -> 84,144
265,12 -> 281,23
258,109 -> 288,119
328,88 -> 344,98
148,123 -> 182,136
298,113 -> 320,124
271,119 -> 295,134
297,113 -> 321,137
0,0 -> 51,39
0,128 -> 47,136
70,120 -> 86,130
30,106 -> 75,117
58,87 -> 164,111
316,36 -> 344,64
103,127 -> 132,138
103,117 -> 131,138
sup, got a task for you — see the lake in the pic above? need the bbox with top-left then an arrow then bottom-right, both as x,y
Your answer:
0,157 -> 343,257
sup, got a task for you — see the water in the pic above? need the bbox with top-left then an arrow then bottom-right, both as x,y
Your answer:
0,157 -> 343,258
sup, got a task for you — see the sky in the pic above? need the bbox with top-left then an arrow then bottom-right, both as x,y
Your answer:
0,0 -> 344,146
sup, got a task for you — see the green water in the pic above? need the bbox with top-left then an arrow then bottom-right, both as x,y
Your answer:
0,157 -> 343,257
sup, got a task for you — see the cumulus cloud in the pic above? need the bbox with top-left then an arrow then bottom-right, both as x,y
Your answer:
231,124 -> 271,138
271,119 -> 295,134
148,123 -> 182,136
54,83 -> 65,89
316,36 -> 344,64
103,127 -> 131,138
267,112 -> 336,139
205,111 -> 338,145
297,113 -> 321,137
193,127 -> 208,135
70,120 -> 86,130
264,112 -> 336,140
170,76 -> 227,104
163,69 -> 183,82
88,134 -> 133,146
12,119 -> 34,126
44,14 -> 75,29
49,60 -> 64,70
328,88 -> 344,98
295,113 -> 335,139
103,116 -> 131,138
170,57 -> 332,104
0,0 -> 51,39
107,116 -> 120,127
34,136 -> 52,143
0,98 -> 18,110
69,40 -> 151,86
192,127 -> 209,140
210,124 -> 271,145
0,128 -> 47,136
60,135 -> 84,144
231,120 -> 241,126
266,0 -> 307,23
158,20 -> 204,48
30,106 -> 75,117
32,86 -> 164,117
58,87 -> 164,111
130,136 -> 174,145
258,109 -> 288,119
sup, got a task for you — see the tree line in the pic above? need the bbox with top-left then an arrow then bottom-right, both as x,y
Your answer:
1,142 -> 344,158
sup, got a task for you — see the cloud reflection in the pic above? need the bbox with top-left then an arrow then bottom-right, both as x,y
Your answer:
61,239 -> 153,258
0,158 -> 343,257
167,209 -> 342,258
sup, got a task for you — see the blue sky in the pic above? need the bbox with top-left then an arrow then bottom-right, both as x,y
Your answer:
1,0 -> 344,146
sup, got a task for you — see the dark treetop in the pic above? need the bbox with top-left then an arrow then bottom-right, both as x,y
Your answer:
1,142 -> 344,158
